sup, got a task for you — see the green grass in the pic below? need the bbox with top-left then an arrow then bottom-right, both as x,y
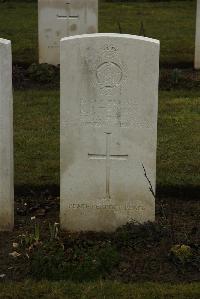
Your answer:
100,1 -> 196,67
14,89 -> 200,195
14,89 -> 59,193
0,2 -> 38,65
0,281 -> 200,299
157,90 -> 200,195
0,1 -> 196,66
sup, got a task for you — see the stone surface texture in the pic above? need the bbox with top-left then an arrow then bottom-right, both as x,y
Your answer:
0,38 -> 14,231
195,0 -> 200,69
38,0 -> 98,65
60,33 -> 160,232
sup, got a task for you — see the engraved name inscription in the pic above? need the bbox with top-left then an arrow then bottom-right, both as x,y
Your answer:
80,97 -> 153,128
57,2 -> 79,20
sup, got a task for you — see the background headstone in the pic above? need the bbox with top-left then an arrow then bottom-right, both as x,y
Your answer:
0,38 -> 14,231
195,0 -> 200,69
38,0 -> 98,65
60,33 -> 160,232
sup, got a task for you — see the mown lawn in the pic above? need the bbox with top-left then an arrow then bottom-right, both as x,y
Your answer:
14,89 -> 200,196
0,1 -> 196,66
0,281 -> 200,299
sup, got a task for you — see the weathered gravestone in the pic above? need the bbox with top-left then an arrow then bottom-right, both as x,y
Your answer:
60,34 -> 160,232
195,0 -> 200,69
38,0 -> 98,65
0,38 -> 14,231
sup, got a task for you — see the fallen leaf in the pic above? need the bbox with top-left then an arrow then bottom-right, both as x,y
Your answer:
9,251 -> 21,258
13,242 -> 19,249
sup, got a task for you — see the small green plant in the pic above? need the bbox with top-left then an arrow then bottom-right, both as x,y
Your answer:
20,223 -> 40,249
20,233 -> 35,248
30,241 -> 66,280
114,222 -> 170,249
171,68 -> 183,86
49,223 -> 59,241
170,244 -> 193,263
34,223 -> 40,244
139,20 -> 146,36
29,240 -> 119,281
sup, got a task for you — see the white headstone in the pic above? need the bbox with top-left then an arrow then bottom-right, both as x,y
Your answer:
38,0 -> 98,66
0,38 -> 14,231
195,0 -> 200,69
60,34 -> 160,232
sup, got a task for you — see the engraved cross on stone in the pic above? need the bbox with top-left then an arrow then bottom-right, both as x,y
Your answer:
57,2 -> 79,20
88,133 -> 128,199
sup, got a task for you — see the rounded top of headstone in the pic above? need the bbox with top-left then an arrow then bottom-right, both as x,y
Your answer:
0,38 -> 11,45
61,33 -> 160,45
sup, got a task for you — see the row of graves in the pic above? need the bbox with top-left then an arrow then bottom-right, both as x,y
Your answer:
0,0 -> 199,232
39,0 -> 200,68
